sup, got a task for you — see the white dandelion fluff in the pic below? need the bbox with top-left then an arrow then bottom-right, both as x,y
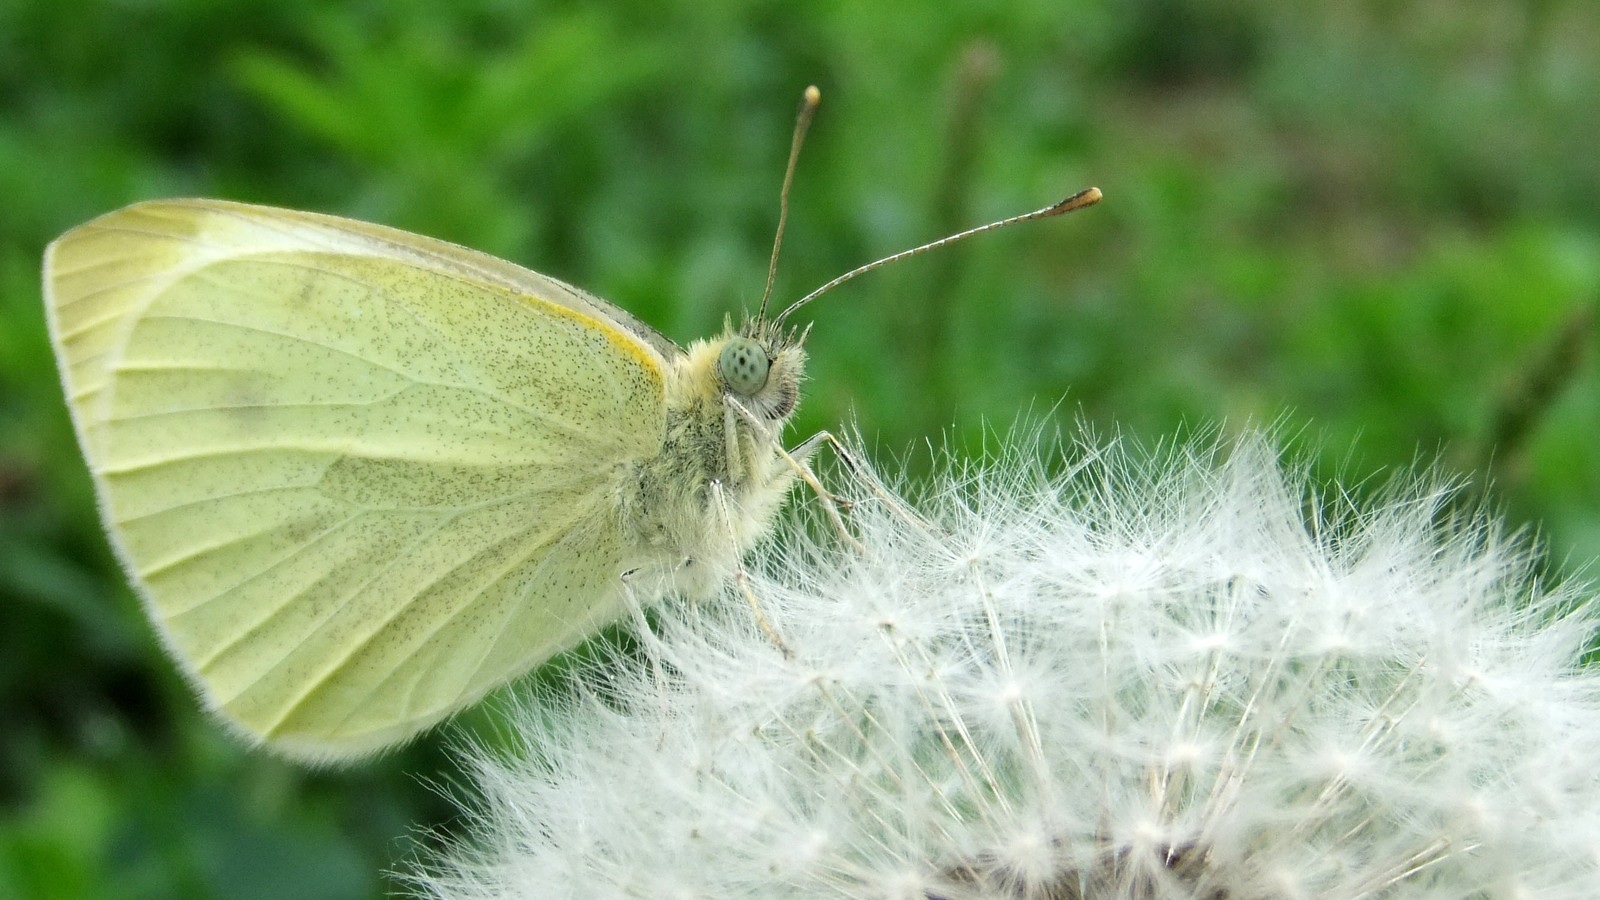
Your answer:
414,429 -> 1600,899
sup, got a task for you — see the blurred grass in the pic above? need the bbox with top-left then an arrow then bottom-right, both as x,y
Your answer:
2,1 -> 1598,897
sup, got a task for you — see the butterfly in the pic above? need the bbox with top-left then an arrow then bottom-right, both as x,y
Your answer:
43,87 -> 1100,762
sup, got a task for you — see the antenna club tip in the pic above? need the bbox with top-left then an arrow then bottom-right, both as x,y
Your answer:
803,85 -> 821,106
1047,186 -> 1102,216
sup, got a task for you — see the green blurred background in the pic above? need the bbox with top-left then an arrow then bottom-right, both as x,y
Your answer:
3,1 -> 1597,897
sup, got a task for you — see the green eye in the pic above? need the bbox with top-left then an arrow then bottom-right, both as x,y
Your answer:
718,337 -> 770,395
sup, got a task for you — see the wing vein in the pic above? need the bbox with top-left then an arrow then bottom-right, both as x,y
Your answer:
419,513 -> 615,720
134,311 -> 595,439
120,464 -> 602,524
195,504 -> 464,679
320,497 -> 612,739
258,490 -> 598,733
171,509 -> 366,625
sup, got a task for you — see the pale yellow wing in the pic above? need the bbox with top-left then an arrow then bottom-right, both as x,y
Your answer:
44,199 -> 669,762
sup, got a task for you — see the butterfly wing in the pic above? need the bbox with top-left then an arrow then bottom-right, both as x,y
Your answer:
45,199 -> 670,761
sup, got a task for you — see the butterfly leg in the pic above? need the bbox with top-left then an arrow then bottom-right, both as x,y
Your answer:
790,430 -> 945,537
733,564 -> 794,660
706,480 -> 794,659
724,398 -> 861,551
771,436 -> 865,553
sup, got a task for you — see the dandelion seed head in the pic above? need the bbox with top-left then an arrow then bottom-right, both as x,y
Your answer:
414,430 -> 1600,900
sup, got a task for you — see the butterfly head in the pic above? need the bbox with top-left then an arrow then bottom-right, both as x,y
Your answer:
715,317 -> 807,424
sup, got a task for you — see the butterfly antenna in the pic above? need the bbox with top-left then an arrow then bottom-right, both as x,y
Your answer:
774,186 -> 1103,327
756,85 -> 822,325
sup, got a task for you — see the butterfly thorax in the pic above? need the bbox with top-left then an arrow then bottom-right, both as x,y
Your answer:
617,324 -> 806,601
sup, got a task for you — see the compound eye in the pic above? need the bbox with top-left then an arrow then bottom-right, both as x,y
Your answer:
717,337 -> 770,396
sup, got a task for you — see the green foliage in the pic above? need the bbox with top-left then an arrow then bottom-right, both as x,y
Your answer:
3,1 -> 1597,896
